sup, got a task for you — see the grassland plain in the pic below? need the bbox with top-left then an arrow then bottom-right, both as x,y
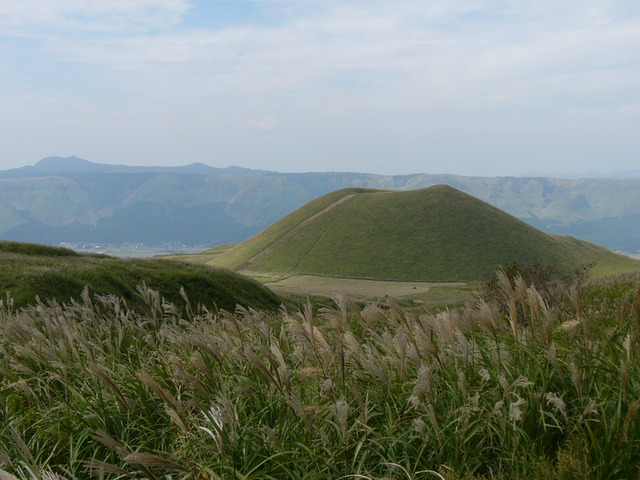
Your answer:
200,185 -> 640,283
1,270 -> 640,478
261,274 -> 472,303
0,240 -> 280,311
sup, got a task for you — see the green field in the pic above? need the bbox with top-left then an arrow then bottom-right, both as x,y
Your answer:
263,274 -> 464,297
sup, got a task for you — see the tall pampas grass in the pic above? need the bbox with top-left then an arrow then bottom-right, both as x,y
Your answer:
1,272 -> 640,478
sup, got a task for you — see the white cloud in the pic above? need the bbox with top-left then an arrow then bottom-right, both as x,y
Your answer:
1,0 -> 639,174
247,116 -> 279,131
0,0 -> 189,31
6,1 -> 639,91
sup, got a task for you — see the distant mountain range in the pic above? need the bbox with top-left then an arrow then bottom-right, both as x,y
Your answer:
523,169 -> 640,179
1,156 -> 639,253
0,155 -> 268,177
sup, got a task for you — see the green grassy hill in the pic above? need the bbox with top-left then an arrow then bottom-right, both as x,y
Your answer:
0,241 -> 280,310
206,185 -> 640,281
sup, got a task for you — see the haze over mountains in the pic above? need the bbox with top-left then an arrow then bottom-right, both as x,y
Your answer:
1,156 -> 639,253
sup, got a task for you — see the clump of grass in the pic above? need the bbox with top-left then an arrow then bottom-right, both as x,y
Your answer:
0,271 -> 639,478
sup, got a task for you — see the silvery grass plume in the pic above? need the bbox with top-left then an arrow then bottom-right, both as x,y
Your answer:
0,274 -> 639,478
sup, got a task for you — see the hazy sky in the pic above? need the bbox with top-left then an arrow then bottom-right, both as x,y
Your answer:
1,0 -> 639,176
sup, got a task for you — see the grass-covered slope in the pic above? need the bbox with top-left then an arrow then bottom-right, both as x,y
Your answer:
0,241 -> 280,310
210,187 -> 374,270
208,185 -> 639,281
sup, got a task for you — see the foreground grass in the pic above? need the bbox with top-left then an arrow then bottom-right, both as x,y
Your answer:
0,272 -> 640,478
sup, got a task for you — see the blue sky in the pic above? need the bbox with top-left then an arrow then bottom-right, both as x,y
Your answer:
1,0 -> 639,176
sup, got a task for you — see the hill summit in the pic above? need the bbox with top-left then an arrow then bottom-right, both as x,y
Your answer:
207,185 -> 638,282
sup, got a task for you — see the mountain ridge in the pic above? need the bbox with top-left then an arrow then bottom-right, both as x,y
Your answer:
1,156 -> 639,253
0,155 -> 270,177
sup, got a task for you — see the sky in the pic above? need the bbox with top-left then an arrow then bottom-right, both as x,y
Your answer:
1,0 -> 639,176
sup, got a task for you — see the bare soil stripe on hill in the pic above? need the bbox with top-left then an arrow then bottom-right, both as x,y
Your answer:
238,193 -> 357,271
